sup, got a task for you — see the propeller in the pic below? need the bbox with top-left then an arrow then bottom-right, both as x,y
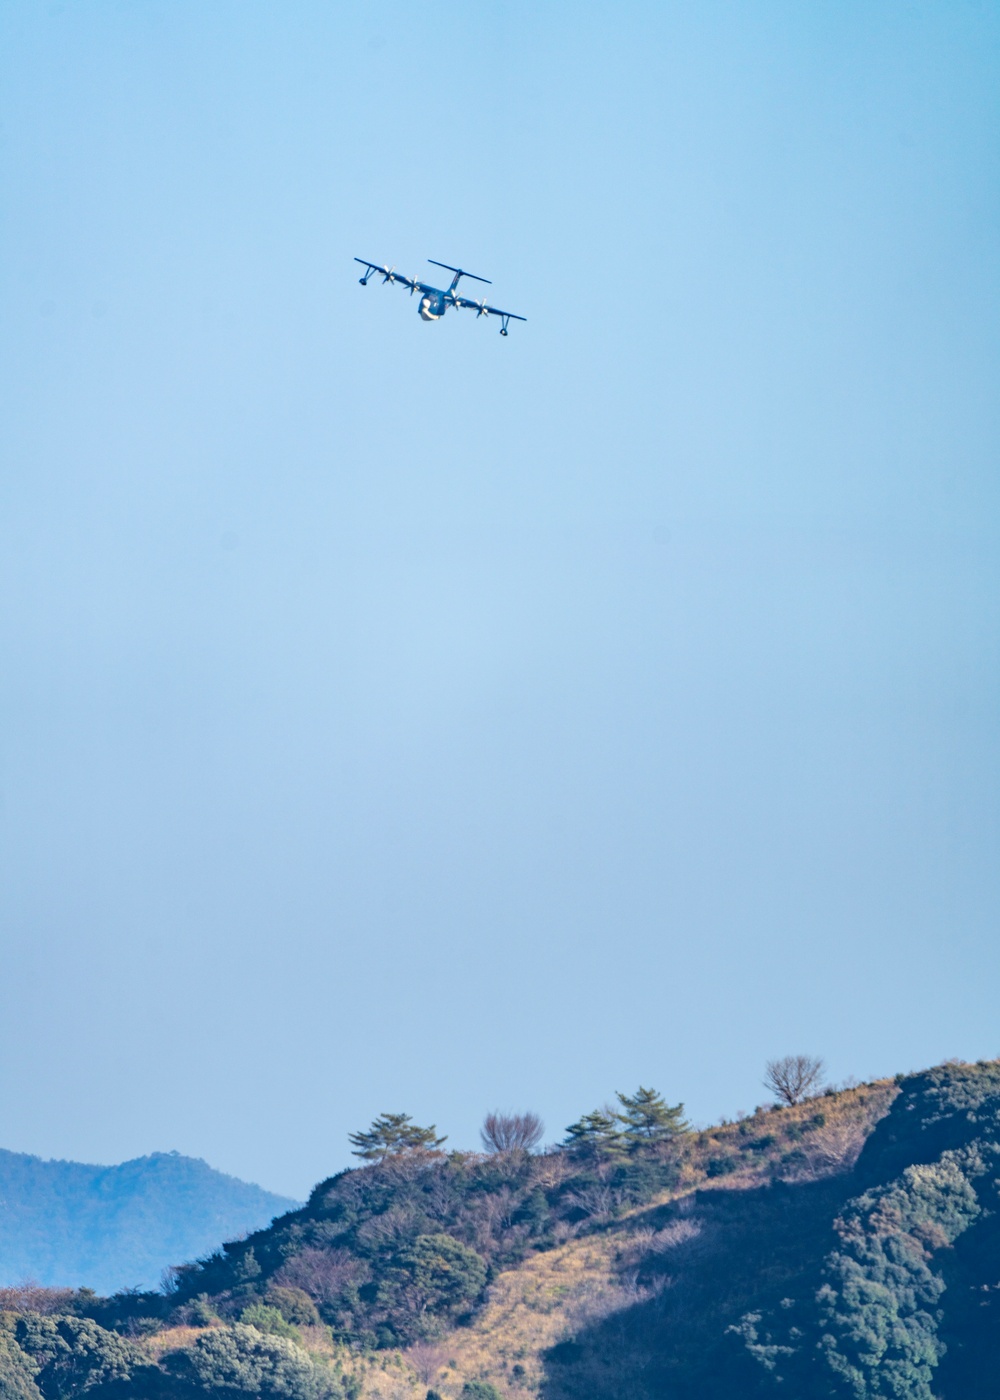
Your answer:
381,266 -> 396,284
476,300 -> 490,318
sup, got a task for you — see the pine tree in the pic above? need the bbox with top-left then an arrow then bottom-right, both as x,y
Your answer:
562,1108 -> 626,1158
614,1087 -> 689,1148
348,1112 -> 447,1161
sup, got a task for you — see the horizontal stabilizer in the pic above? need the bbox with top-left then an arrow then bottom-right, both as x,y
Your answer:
428,260 -> 491,285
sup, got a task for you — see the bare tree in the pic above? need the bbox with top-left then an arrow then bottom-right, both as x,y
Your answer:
764,1055 -> 825,1105
0,1283 -> 74,1315
480,1110 -> 544,1154
405,1341 -> 447,1386
563,1181 -> 623,1220
273,1247 -> 368,1305
797,1117 -> 868,1177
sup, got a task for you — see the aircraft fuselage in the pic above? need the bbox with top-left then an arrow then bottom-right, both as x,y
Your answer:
418,290 -> 448,321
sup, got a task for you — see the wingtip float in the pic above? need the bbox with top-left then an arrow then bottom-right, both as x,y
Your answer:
354,258 -> 526,336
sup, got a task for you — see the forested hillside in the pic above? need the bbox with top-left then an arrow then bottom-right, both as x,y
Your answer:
0,1151 -> 298,1294
0,1061 -> 997,1400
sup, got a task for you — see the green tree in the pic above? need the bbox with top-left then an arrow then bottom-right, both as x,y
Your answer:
264,1289 -> 320,1329
231,1248 -> 261,1285
186,1297 -> 218,1328
238,1303 -> 299,1341
0,1334 -> 42,1400
11,1316 -> 155,1400
165,1323 -> 342,1400
348,1113 -> 447,1162
562,1108 -> 626,1158
614,1087 -> 689,1147
381,1234 -> 487,1322
459,1384 -> 503,1400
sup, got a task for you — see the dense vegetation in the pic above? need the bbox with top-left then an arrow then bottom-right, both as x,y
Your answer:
731,1061 -> 1000,1399
0,1063 -> 997,1399
545,1061 -> 1000,1400
0,1310 -> 347,1400
0,1151 -> 297,1295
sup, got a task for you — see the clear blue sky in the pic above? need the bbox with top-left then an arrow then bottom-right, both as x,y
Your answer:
1,1 -> 997,1200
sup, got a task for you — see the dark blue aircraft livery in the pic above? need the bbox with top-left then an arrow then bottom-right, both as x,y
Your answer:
355,258 -> 526,336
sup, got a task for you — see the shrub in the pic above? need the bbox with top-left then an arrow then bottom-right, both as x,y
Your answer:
460,1383 -> 503,1400
187,1298 -> 218,1328
238,1303 -> 299,1341
164,1323 -> 342,1399
264,1290 -> 320,1329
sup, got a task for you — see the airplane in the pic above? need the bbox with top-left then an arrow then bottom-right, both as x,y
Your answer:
354,258 -> 526,336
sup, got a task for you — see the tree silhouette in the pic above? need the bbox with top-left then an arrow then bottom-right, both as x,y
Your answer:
615,1087 -> 689,1146
348,1112 -> 446,1161
763,1055 -> 825,1105
480,1112 -> 544,1154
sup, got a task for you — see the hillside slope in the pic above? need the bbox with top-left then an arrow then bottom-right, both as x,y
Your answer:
537,1061 -> 1000,1400
0,1061 -> 997,1399
0,1150 -> 299,1294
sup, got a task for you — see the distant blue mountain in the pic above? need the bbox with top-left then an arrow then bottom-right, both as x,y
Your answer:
0,1148 -> 299,1295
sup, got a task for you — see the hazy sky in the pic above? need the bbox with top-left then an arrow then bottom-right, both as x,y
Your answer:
1,1 -> 998,1201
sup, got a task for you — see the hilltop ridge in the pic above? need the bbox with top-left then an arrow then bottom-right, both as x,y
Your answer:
0,1149 -> 299,1295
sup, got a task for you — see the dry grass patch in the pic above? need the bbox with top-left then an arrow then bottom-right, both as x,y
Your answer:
138,1324 -> 210,1360
396,1231 -> 655,1398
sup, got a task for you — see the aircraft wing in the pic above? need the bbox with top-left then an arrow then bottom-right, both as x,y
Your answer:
354,258 -> 434,293
451,294 -> 527,322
